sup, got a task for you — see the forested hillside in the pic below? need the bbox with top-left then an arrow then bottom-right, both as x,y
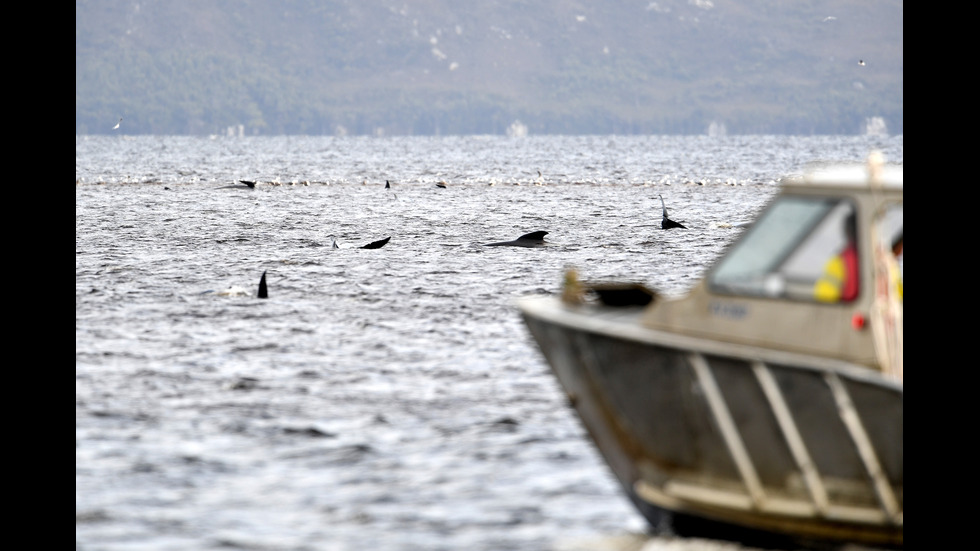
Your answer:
75,1 -> 902,136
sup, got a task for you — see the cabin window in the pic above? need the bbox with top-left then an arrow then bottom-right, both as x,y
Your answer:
708,196 -> 860,302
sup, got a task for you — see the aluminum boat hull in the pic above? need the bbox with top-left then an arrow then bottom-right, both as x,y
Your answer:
519,296 -> 903,547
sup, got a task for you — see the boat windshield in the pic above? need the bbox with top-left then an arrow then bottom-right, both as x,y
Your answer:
708,195 -> 859,301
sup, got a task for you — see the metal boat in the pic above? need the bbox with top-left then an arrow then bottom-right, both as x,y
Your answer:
517,154 -> 903,547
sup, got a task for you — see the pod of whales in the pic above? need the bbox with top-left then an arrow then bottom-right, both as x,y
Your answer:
484,231 -> 548,247
225,179 -> 313,188
659,195 -> 686,229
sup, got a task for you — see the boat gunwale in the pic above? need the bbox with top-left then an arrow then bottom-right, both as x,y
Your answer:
515,295 -> 903,391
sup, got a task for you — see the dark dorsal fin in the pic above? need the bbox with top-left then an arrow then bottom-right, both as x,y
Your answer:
484,231 -> 549,247
257,271 -> 268,299
658,195 -> 686,229
361,236 -> 391,249
385,180 -> 390,189
517,231 -> 548,242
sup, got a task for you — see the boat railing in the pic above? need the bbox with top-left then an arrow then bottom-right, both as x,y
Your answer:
635,350 -> 902,528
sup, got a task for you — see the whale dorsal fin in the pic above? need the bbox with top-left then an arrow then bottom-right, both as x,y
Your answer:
484,230 -> 549,247
517,231 -> 548,242
658,195 -> 687,229
361,236 -> 391,249
258,271 -> 268,299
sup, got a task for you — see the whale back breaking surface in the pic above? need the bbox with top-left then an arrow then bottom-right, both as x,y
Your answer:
484,231 -> 549,247
361,236 -> 391,249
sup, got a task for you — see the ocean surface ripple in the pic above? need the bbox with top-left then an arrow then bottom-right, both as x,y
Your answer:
76,134 -> 902,551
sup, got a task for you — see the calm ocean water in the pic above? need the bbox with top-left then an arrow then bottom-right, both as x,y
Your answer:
76,134 -> 902,551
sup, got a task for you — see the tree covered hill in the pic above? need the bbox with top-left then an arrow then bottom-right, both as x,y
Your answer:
75,0 -> 902,136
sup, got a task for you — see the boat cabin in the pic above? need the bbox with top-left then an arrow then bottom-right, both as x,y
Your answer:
642,159 -> 903,377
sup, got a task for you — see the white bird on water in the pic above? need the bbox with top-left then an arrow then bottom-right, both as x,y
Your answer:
112,117 -> 122,130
